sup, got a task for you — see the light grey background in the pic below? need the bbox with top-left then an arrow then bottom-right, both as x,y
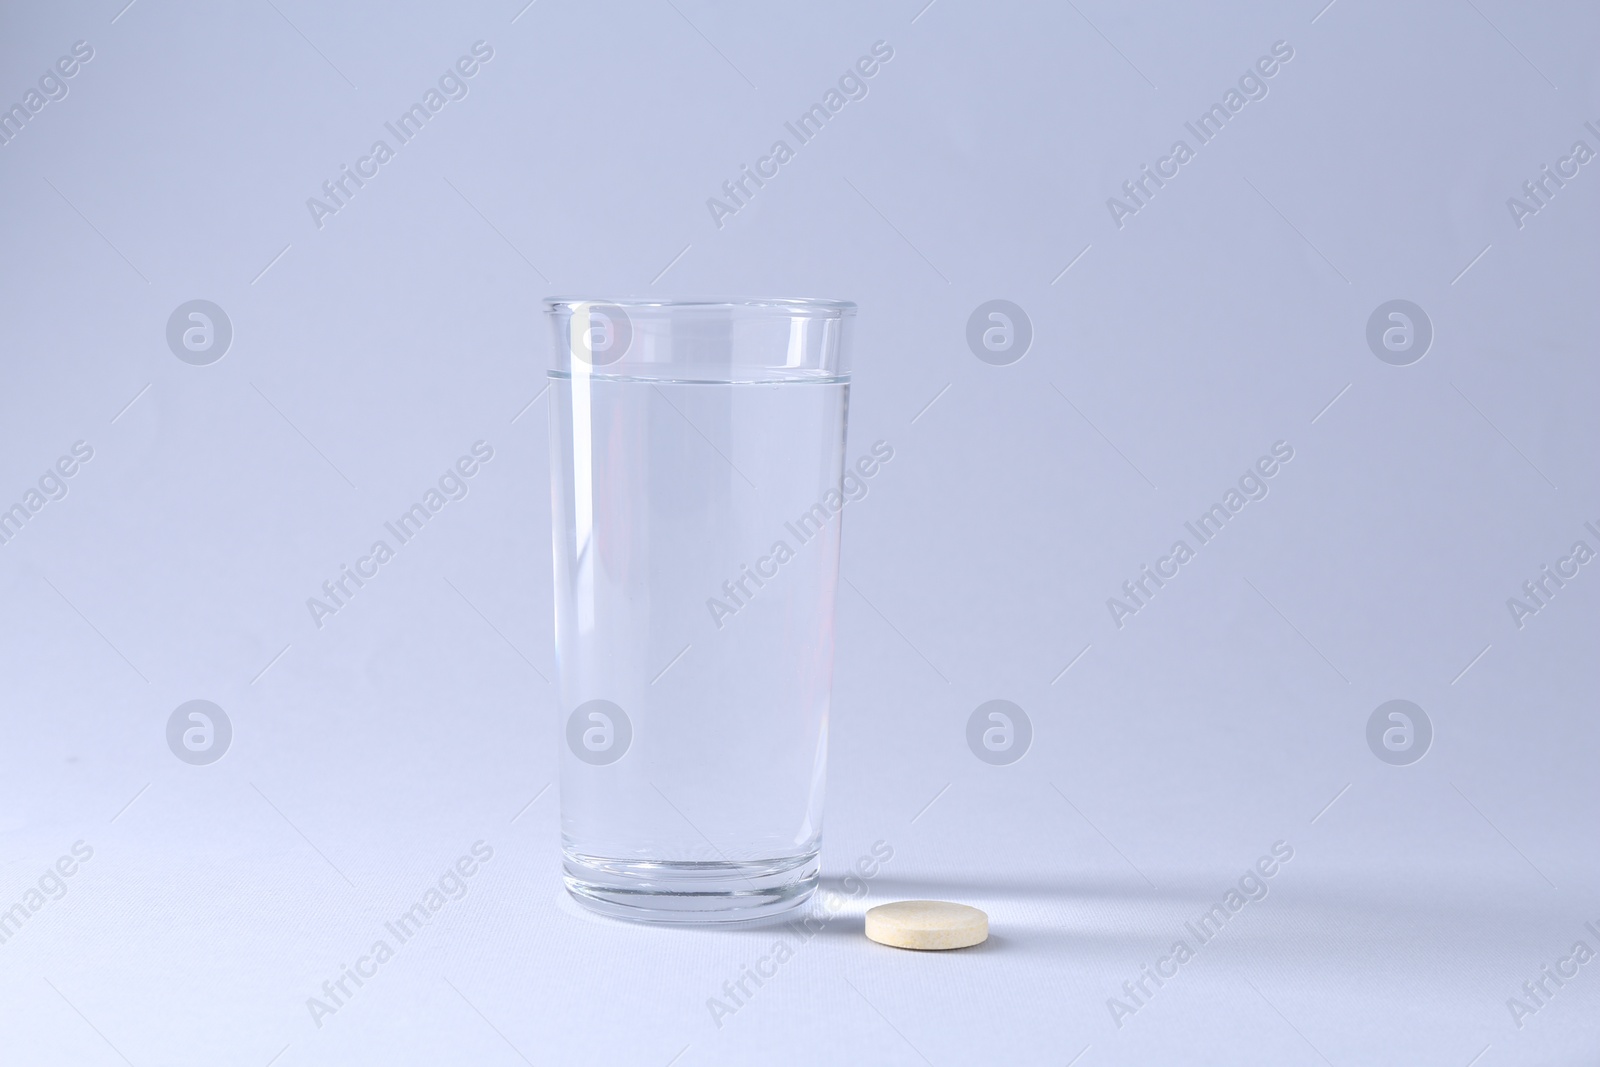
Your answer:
1,0 -> 1596,1064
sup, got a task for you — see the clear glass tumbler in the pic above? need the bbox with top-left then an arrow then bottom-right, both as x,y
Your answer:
546,297 -> 855,923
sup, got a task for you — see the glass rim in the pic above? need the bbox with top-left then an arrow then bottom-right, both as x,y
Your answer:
543,296 -> 856,316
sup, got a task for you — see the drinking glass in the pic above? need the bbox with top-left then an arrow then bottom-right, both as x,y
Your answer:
546,297 -> 855,922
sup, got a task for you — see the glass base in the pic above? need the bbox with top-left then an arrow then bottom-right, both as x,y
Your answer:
563,849 -> 819,924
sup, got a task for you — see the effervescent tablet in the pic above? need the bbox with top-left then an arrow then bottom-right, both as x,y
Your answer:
865,900 -> 988,950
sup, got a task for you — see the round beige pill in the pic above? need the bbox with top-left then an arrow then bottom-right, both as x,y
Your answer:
865,900 -> 988,950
